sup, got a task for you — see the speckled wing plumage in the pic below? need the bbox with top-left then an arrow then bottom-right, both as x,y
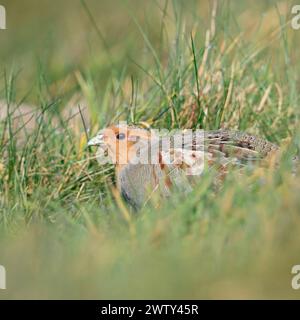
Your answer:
203,130 -> 279,165
117,129 -> 279,209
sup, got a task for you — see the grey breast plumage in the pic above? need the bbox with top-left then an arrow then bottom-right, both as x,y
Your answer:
117,164 -> 166,209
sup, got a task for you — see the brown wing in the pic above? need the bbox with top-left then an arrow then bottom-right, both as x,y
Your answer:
204,130 -> 278,159
159,129 -> 279,175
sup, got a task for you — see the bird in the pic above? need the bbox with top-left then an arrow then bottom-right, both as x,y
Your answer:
88,123 -> 279,209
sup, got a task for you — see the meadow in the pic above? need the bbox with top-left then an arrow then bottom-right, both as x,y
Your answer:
0,0 -> 300,299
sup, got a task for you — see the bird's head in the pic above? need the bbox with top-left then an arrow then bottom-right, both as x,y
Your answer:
88,124 -> 153,168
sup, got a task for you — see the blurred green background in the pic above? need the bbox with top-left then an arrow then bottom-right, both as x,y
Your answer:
1,0 -> 299,102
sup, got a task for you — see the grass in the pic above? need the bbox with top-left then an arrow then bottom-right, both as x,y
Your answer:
0,0 -> 300,299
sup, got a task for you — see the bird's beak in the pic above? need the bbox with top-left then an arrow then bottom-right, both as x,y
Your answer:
88,134 -> 105,147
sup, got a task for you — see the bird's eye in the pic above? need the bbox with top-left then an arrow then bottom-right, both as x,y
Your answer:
116,133 -> 126,140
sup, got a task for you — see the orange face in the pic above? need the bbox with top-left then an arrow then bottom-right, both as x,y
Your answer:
88,125 -> 152,168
